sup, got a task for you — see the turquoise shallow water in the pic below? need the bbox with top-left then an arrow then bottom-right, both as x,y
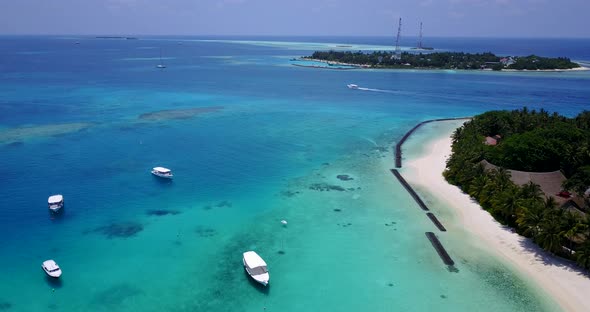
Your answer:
1,36 -> 589,311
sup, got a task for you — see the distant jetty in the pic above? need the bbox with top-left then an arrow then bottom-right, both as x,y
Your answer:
395,117 -> 472,168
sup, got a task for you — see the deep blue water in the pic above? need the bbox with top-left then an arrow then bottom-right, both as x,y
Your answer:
0,36 -> 588,311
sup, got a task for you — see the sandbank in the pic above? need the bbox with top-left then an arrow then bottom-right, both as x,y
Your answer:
402,125 -> 590,312
502,66 -> 590,72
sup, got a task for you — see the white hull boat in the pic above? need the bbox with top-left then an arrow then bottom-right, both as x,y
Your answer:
156,49 -> 166,69
151,167 -> 173,179
42,260 -> 62,278
347,84 -> 359,89
243,251 -> 269,286
48,195 -> 64,213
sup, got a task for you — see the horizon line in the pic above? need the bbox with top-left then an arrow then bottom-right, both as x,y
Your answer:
1,33 -> 589,40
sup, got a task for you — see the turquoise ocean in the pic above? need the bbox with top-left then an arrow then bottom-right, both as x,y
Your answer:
1,36 -> 589,311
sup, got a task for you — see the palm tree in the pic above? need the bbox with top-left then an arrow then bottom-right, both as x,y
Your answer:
535,209 -> 565,254
560,211 -> 585,257
520,181 -> 543,200
468,175 -> 489,200
491,168 -> 512,193
575,239 -> 590,270
480,178 -> 499,209
516,200 -> 544,238
491,186 -> 521,223
452,127 -> 463,144
543,196 -> 558,210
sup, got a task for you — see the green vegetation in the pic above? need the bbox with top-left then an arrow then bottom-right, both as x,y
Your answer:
444,108 -> 590,268
508,55 -> 580,70
306,51 -> 580,70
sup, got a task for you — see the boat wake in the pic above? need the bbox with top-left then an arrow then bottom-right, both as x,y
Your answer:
356,87 -> 399,94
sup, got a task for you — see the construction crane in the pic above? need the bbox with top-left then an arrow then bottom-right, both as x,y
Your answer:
417,22 -> 423,49
394,17 -> 402,60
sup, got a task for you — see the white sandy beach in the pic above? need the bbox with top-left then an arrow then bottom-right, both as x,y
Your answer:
403,130 -> 590,312
502,66 -> 590,72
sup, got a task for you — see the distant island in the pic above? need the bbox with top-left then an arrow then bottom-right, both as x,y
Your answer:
304,51 -> 581,71
444,108 -> 590,269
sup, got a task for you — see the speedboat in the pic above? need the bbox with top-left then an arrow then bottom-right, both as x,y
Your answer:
156,49 -> 166,68
243,251 -> 269,286
347,84 -> 359,89
42,260 -> 62,278
48,195 -> 64,212
151,167 -> 173,179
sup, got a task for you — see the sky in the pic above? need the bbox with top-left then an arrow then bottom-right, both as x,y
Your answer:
0,0 -> 589,37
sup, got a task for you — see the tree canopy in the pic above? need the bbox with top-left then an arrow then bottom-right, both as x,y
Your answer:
444,108 -> 590,269
306,51 -> 580,70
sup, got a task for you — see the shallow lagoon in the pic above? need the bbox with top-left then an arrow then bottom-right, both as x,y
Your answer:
0,36 -> 589,311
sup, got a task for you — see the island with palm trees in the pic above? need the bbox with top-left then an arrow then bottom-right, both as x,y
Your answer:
444,108 -> 590,269
304,51 -> 582,71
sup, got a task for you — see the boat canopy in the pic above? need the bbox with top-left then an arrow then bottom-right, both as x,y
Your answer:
43,260 -> 60,271
247,265 -> 268,275
243,251 -> 267,268
48,195 -> 63,204
153,167 -> 171,173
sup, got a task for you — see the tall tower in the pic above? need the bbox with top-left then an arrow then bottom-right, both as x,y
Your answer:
417,22 -> 423,49
394,17 -> 402,59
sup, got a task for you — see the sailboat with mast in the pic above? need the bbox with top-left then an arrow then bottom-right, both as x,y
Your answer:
156,49 -> 166,69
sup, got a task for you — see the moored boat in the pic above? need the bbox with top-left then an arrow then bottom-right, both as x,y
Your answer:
156,48 -> 166,68
42,260 -> 62,278
151,167 -> 173,179
48,195 -> 64,212
243,251 -> 269,286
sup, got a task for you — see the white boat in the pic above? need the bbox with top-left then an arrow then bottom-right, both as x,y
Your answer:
156,49 -> 166,69
243,251 -> 269,286
48,195 -> 64,212
151,167 -> 173,179
347,84 -> 359,89
42,260 -> 62,278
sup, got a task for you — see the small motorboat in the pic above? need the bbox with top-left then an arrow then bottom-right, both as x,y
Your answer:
347,84 -> 359,89
42,260 -> 62,278
48,195 -> 64,213
151,167 -> 173,179
243,251 -> 269,286
156,49 -> 166,69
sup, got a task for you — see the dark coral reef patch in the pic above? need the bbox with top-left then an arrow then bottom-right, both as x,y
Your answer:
146,209 -> 181,216
336,174 -> 354,181
309,183 -> 346,192
92,283 -> 143,307
0,301 -> 12,310
138,106 -> 223,121
195,226 -> 217,238
86,222 -> 144,239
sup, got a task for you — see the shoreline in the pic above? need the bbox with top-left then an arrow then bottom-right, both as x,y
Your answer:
299,58 -> 590,72
402,123 -> 590,312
